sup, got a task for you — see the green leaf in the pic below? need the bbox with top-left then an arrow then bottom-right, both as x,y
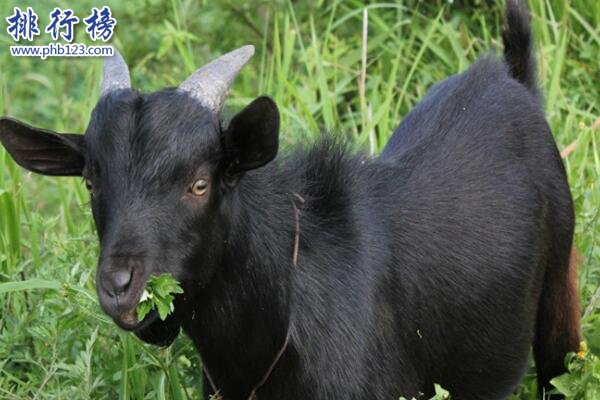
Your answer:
136,300 -> 154,321
0,279 -> 61,293
156,301 -> 170,321
432,383 -> 451,399
135,273 -> 183,321
551,373 -> 577,397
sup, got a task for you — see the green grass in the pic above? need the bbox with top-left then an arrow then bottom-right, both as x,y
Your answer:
0,0 -> 599,398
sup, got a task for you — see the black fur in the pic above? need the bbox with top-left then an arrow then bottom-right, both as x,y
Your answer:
0,1 -> 579,399
503,0 -> 539,98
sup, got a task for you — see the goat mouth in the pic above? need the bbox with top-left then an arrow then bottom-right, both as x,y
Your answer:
114,308 -> 159,331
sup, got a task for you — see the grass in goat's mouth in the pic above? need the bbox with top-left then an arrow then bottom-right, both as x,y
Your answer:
136,273 -> 184,321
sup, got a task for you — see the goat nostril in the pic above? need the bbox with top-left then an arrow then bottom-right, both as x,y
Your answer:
111,268 -> 133,296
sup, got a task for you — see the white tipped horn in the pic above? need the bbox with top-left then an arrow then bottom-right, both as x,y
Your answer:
101,47 -> 131,95
179,45 -> 255,113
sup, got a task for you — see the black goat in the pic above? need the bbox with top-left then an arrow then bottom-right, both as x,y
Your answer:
0,1 -> 581,399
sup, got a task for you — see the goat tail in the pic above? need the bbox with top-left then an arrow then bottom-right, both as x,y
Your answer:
502,0 -> 539,98
534,247 -> 583,398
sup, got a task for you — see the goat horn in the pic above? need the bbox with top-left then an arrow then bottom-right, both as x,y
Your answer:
101,48 -> 131,96
179,45 -> 255,113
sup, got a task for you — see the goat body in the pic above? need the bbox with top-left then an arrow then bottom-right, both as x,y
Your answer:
0,1 -> 580,399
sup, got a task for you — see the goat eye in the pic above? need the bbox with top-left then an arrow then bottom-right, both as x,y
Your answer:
84,179 -> 93,191
190,179 -> 209,196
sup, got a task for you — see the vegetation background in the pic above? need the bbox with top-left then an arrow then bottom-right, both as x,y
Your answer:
0,0 -> 598,398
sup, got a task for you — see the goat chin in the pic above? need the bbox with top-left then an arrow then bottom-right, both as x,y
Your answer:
134,312 -> 181,347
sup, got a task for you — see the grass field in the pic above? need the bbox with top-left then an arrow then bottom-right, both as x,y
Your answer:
0,0 -> 599,398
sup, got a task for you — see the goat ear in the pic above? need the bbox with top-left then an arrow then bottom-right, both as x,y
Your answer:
0,117 -> 84,176
223,96 -> 279,176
